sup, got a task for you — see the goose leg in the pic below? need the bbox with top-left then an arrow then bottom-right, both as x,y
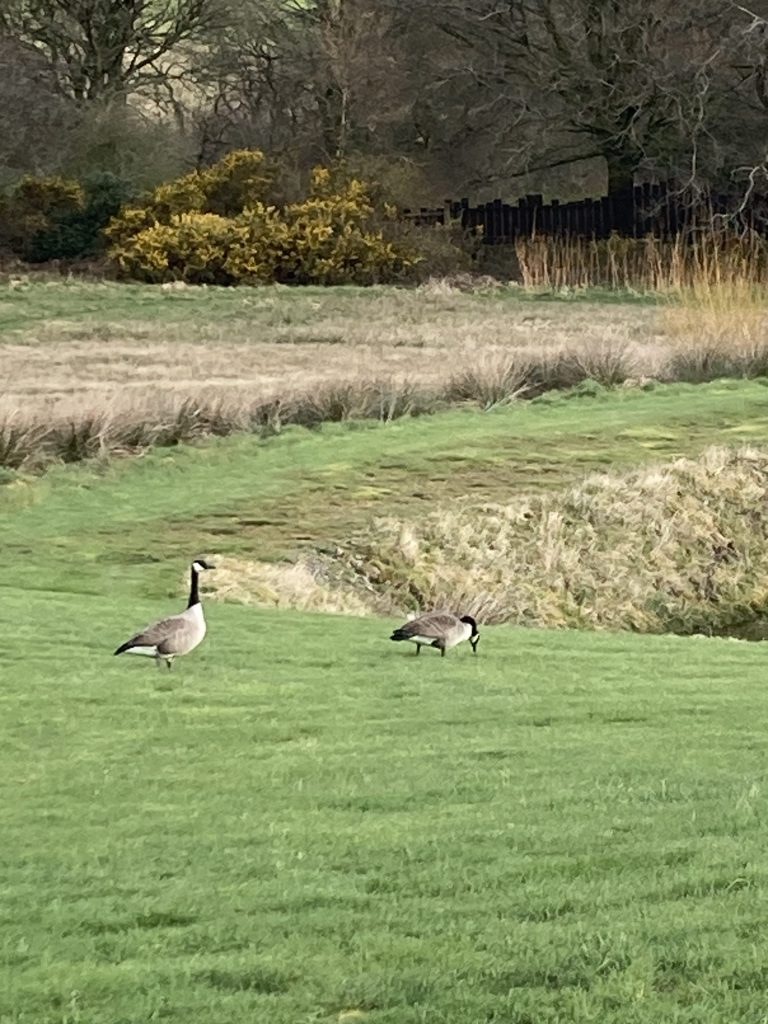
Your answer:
415,644 -> 421,656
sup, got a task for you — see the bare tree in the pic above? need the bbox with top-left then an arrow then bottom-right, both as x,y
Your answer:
4,0 -> 768,206
0,33 -> 79,182
416,0 -> 754,193
0,0 -> 223,101
193,0 -> 411,169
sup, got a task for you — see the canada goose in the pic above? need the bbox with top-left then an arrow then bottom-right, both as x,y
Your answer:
390,612 -> 480,657
113,559 -> 215,670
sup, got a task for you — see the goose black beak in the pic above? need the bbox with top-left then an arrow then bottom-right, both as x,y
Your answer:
470,637 -> 479,654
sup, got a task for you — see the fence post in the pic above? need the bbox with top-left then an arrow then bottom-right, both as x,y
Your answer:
429,182 -> 763,245
602,185 -> 633,236
540,199 -> 553,236
491,198 -> 503,244
518,196 -> 532,237
549,199 -> 560,235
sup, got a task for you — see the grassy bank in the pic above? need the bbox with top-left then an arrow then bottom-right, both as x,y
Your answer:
4,380 -> 768,599
338,445 -> 768,634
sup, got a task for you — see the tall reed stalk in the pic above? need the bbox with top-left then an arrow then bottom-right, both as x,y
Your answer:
515,230 -> 768,292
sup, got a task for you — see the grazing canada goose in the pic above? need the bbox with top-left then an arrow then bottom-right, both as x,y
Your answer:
390,612 -> 480,657
114,559 -> 215,670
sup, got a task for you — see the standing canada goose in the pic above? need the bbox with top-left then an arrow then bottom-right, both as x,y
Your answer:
113,559 -> 215,670
390,612 -> 480,657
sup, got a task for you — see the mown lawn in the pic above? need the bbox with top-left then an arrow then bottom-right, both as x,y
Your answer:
3,383 -> 768,1022
2,594 -> 768,1024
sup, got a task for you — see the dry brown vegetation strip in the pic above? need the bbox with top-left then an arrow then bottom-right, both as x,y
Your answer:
1,281 -> 661,415
3,279 -> 768,472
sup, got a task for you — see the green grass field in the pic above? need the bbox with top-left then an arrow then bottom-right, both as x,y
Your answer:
4,381 -> 768,1023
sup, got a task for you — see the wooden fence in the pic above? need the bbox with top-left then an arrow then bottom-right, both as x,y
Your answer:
403,183 -> 768,244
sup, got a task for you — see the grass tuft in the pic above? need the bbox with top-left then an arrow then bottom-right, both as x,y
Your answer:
446,353 -> 532,408
560,337 -> 638,387
0,413 -> 48,470
48,411 -> 115,463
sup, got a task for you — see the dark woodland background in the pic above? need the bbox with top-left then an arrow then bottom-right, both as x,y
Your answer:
3,0 -> 768,209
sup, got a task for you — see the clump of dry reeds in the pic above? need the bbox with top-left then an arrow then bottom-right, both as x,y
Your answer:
660,279 -> 768,383
445,353 -> 533,408
0,416 -> 49,470
0,397 -> 256,471
0,383 -> 442,473
515,230 -> 768,292
330,446 -> 768,635
443,342 -> 638,408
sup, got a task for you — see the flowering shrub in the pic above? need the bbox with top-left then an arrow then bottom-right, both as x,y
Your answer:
107,156 -> 419,285
110,213 -> 240,285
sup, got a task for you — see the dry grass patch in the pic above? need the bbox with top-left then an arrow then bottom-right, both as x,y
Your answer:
4,278 -> 768,473
0,281 -> 663,416
330,446 -> 768,635
206,555 -> 372,615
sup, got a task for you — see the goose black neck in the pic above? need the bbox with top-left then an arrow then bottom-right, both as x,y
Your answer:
187,565 -> 200,608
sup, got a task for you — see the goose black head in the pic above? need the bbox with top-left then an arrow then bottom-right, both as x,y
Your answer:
192,558 -> 216,572
460,615 -> 480,653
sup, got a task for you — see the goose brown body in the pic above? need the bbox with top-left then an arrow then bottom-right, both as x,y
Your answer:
390,612 -> 480,657
114,559 -> 214,670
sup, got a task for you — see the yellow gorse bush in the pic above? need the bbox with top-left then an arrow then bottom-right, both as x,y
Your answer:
106,152 -> 419,286
111,213 -> 239,285
280,176 -> 410,285
200,149 -> 273,217
105,150 -> 273,249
